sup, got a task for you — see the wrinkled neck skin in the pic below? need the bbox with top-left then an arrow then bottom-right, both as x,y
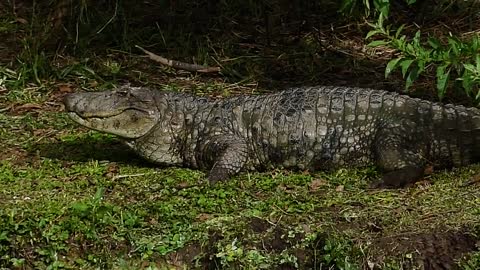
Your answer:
125,91 -> 210,167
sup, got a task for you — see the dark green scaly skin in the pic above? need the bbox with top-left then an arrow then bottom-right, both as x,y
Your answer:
64,85 -> 480,188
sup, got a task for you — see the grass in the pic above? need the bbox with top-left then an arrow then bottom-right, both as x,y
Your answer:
0,84 -> 479,269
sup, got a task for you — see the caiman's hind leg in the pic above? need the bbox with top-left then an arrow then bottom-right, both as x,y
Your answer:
200,135 -> 249,183
370,126 -> 428,188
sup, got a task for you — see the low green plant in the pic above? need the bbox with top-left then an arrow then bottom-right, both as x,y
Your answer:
459,250 -> 480,270
321,237 -> 359,270
367,15 -> 480,100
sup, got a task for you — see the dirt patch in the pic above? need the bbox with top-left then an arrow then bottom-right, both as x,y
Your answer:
247,217 -> 304,253
166,243 -> 203,268
164,217 -> 325,269
0,146 -> 39,167
169,217 -> 479,269
248,216 -> 271,233
370,229 -> 479,269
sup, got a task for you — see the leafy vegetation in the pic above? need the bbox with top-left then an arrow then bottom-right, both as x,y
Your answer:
367,16 -> 480,99
339,0 -> 480,100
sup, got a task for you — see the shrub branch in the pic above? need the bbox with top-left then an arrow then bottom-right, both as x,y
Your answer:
135,45 -> 221,73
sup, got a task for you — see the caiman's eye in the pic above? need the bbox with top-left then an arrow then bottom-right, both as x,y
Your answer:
117,90 -> 130,97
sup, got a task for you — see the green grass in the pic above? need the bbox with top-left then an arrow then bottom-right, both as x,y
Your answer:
1,97 -> 479,269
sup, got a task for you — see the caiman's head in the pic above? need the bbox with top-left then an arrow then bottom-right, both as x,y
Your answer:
64,86 -> 161,138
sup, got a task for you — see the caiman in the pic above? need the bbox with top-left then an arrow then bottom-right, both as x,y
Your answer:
64,85 -> 480,188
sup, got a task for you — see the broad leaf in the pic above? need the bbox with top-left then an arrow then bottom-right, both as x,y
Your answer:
413,30 -> 421,42
400,59 -> 414,78
406,43 -> 414,54
94,187 -> 105,202
405,67 -> 419,90
460,71 -> 474,95
448,37 -> 460,55
476,54 -> 480,71
395,24 -> 405,39
366,30 -> 382,39
436,64 -> 450,100
385,57 -> 402,78
373,0 -> 390,18
417,60 -> 426,73
428,38 -> 441,49
472,36 -> 479,52
464,63 -> 476,73
71,202 -> 90,215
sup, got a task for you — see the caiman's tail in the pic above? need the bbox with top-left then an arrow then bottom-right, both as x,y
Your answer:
430,102 -> 480,167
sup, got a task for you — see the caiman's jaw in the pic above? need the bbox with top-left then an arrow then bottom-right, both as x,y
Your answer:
64,86 -> 160,139
66,109 -> 156,138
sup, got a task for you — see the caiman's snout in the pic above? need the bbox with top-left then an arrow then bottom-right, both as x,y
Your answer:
63,93 -> 78,112
63,92 -> 91,116
63,92 -> 96,117
63,92 -> 111,117
63,88 -> 160,139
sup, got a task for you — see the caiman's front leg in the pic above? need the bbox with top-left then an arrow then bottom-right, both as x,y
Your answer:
200,135 -> 249,183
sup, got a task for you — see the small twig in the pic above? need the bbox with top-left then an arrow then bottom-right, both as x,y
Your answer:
97,0 -> 118,34
34,130 -> 57,143
252,215 -> 277,226
135,45 -> 221,73
273,204 -> 290,216
112,172 -> 158,181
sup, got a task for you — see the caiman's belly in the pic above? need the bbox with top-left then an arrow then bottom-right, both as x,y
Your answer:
237,105 -> 381,172
245,133 -> 376,171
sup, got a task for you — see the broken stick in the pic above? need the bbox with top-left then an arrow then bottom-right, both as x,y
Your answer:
135,45 -> 220,73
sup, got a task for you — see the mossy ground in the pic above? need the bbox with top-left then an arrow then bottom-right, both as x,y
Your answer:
1,80 -> 480,269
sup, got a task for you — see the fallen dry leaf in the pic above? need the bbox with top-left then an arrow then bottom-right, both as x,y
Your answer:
301,224 -> 311,234
103,163 -> 120,179
196,213 -> 212,221
278,183 -> 295,194
15,18 -> 28,24
33,129 -> 48,136
309,179 -> 327,191
335,185 -> 344,192
57,84 -> 73,93
254,191 -> 266,199
424,165 -> 434,175
176,181 -> 191,189
415,180 -> 432,187
13,103 -> 43,112
88,81 -> 99,88
148,218 -> 158,225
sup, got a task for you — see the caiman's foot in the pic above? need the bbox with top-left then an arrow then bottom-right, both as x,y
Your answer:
369,165 -> 425,189
203,135 -> 248,184
207,168 -> 231,184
